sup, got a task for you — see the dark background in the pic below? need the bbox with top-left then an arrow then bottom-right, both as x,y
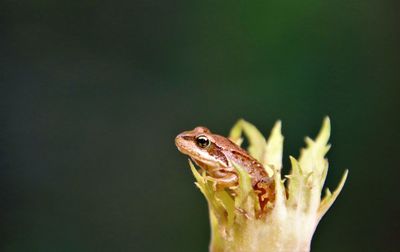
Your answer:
1,1 -> 399,251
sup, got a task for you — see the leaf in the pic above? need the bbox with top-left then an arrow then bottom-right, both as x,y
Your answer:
189,160 -> 235,226
318,169 -> 349,221
287,156 -> 308,208
298,117 -> 331,176
232,162 -> 260,216
264,121 -> 284,173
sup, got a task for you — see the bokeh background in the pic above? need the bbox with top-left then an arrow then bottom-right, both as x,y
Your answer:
1,1 -> 399,251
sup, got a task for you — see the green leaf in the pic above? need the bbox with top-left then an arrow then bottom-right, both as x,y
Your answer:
232,162 -> 260,217
189,160 -> 235,227
264,121 -> 284,172
318,169 -> 348,221
298,117 -> 331,176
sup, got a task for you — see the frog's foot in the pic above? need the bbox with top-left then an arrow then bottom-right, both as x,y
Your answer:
204,176 -> 219,191
228,190 -> 237,197
226,185 -> 239,197
235,207 -> 251,219
205,172 -> 238,191
228,185 -> 239,191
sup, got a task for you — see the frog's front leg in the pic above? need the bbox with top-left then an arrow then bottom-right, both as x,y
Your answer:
207,170 -> 238,190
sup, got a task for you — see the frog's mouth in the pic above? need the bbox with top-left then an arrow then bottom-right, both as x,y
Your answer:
175,142 -> 197,158
190,157 -> 206,168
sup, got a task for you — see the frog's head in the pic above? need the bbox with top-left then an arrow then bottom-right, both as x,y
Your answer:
175,126 -> 229,168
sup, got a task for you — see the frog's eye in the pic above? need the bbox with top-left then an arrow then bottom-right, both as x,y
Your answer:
196,135 -> 211,148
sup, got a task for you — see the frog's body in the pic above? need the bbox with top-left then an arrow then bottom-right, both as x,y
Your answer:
175,126 -> 274,210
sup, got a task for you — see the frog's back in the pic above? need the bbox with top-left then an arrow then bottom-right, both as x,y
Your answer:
212,134 -> 268,184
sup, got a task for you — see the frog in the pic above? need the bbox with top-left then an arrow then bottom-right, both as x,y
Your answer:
175,126 -> 275,210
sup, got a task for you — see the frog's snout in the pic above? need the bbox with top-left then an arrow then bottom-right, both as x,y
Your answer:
175,134 -> 182,147
175,133 -> 186,152
175,132 -> 193,154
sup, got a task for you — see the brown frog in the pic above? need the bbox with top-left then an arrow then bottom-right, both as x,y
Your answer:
175,126 -> 274,210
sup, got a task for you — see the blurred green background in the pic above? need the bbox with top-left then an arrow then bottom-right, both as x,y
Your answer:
1,0 -> 399,251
